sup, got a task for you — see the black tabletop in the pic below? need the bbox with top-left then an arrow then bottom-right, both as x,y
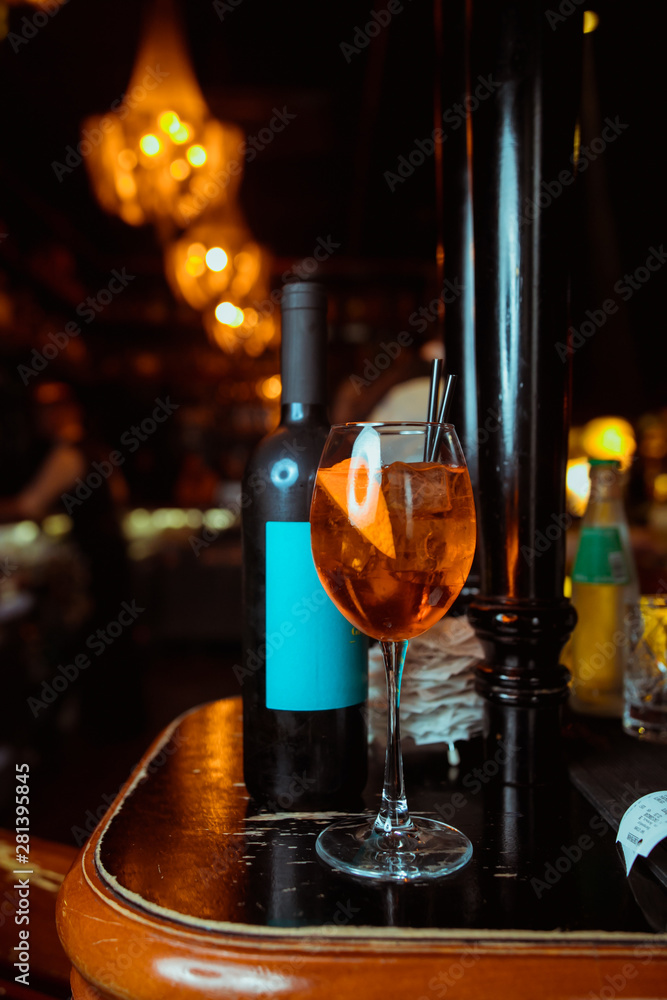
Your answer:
95,699 -> 663,936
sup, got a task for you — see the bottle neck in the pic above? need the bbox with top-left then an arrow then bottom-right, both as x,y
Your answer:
280,302 -> 327,406
280,402 -> 328,426
588,467 -> 622,504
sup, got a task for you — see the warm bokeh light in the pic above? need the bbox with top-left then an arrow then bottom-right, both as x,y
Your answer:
170,159 -> 190,181
118,149 -> 137,171
583,10 -> 599,33
164,209 -> 274,356
81,1 -> 245,229
42,514 -> 73,538
116,174 -> 137,199
581,416 -> 636,469
215,301 -> 244,327
204,302 -> 277,356
140,133 -> 161,156
172,123 -> 190,144
566,458 -> 591,517
205,247 -> 228,271
654,474 -> 667,504
567,417 -> 638,515
159,111 -> 180,133
581,417 -> 637,470
187,145 -> 207,167
185,254 -> 206,278
260,375 -> 282,401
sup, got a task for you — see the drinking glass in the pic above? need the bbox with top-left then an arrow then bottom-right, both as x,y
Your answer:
623,595 -> 667,743
310,422 -> 476,881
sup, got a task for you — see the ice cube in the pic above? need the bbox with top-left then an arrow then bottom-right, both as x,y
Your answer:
383,462 -> 452,518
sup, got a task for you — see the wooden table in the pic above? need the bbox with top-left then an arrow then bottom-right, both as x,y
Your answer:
56,698 -> 667,999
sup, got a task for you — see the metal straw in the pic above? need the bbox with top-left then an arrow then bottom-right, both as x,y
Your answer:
429,373 -> 457,461
423,358 -> 443,460
439,373 -> 457,424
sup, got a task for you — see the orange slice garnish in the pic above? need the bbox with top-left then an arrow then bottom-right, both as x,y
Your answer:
317,458 -> 396,559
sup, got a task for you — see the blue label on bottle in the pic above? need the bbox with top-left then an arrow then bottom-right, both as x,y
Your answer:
265,521 -> 368,711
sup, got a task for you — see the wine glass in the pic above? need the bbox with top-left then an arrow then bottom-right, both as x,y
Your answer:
310,422 -> 477,881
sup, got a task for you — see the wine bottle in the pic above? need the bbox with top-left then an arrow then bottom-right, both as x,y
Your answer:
241,281 -> 368,809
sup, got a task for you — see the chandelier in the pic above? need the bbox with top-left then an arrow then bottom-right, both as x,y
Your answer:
80,0 -> 277,357
82,0 -> 243,234
165,208 -> 276,356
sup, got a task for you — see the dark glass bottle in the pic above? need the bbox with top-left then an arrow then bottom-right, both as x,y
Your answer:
241,282 -> 368,810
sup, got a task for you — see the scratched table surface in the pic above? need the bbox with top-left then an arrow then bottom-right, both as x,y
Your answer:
93,699 -> 663,936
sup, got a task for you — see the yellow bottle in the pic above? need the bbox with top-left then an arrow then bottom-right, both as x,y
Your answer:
570,459 -> 638,716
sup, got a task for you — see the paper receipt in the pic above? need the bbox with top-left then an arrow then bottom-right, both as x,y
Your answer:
616,790 -> 667,875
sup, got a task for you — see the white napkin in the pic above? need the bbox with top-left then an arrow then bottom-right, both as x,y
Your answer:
368,615 -> 485,761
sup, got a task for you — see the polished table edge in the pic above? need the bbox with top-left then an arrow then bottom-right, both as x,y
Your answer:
80,835 -> 667,948
56,699 -> 667,999
58,847 -> 667,1000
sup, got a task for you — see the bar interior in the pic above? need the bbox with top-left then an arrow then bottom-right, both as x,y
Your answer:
1,0 -> 666,996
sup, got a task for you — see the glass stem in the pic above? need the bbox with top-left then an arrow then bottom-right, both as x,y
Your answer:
375,640 -> 411,834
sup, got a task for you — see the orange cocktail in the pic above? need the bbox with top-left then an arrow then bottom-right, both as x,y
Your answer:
309,422 -> 476,882
311,458 -> 476,640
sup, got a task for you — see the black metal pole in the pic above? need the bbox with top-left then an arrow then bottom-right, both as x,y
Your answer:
465,0 -> 581,784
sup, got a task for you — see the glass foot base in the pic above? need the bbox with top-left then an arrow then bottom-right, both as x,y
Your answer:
315,816 -> 473,882
623,712 -> 667,743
